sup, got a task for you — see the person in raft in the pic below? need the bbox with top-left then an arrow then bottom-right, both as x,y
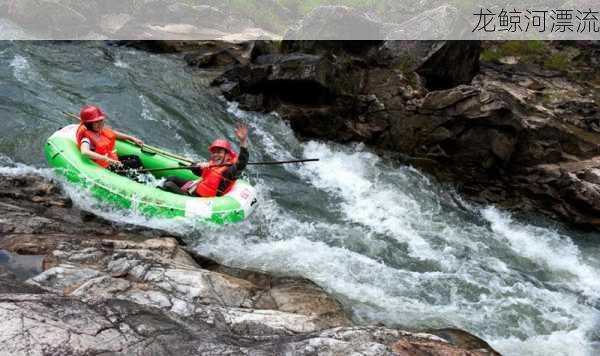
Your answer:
76,105 -> 145,172
162,123 -> 249,197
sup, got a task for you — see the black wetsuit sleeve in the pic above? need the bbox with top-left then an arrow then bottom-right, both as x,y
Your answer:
191,165 -> 203,176
216,147 -> 248,196
223,147 -> 249,181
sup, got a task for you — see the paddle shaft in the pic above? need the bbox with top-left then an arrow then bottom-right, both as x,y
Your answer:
119,158 -> 320,173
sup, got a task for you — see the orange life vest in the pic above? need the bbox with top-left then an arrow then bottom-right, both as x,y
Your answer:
195,153 -> 238,197
76,124 -> 118,168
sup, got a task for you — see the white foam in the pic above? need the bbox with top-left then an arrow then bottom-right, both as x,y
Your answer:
220,103 -> 600,356
0,156 -> 54,179
139,95 -> 157,122
483,207 -> 600,299
492,323 -> 596,356
114,60 -> 129,69
59,182 -> 200,233
296,141 -> 441,261
9,54 -> 30,83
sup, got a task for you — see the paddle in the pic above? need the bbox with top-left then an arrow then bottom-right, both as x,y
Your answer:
116,158 -> 320,174
63,111 -> 194,164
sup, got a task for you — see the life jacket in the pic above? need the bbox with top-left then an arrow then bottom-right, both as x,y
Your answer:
195,152 -> 238,197
76,124 -> 118,168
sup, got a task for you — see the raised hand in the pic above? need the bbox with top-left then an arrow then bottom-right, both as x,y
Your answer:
234,123 -> 248,144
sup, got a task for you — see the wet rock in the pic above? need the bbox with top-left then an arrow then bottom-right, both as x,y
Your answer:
428,328 -> 502,355
0,267 -> 47,294
25,237 -> 351,332
0,174 -> 167,240
284,6 -> 384,40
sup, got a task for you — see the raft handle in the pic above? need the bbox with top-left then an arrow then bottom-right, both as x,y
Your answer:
140,146 -> 157,156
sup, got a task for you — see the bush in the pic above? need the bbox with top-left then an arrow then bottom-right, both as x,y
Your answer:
480,41 -> 548,63
543,53 -> 570,72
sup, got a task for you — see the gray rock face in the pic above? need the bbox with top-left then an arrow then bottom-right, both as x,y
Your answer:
0,292 -> 497,356
26,237 -> 351,332
384,5 -> 466,40
284,5 -> 384,40
7,0 -> 89,37
379,41 -> 481,90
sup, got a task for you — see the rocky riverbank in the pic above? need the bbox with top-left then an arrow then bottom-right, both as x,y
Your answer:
199,40 -> 600,229
0,173 -> 499,355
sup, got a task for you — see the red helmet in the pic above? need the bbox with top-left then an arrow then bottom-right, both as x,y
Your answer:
208,139 -> 233,154
80,105 -> 106,123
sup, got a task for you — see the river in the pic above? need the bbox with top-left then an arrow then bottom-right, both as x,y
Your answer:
1,41 -> 599,356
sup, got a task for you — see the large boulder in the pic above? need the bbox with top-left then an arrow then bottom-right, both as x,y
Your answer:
378,41 -> 481,89
284,6 -> 384,40
216,53 -> 357,110
384,5 -> 467,40
139,2 -> 230,30
7,0 -> 89,36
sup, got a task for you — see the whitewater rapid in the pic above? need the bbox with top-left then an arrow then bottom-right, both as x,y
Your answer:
1,42 -> 599,356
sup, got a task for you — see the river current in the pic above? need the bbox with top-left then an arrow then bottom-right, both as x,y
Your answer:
1,41 -> 599,356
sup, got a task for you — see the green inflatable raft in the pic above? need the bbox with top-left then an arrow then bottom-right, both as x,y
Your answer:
44,125 -> 258,224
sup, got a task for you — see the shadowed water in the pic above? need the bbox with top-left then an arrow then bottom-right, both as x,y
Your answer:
0,41 -> 599,356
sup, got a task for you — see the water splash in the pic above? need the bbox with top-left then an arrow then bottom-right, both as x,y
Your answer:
9,54 -> 30,83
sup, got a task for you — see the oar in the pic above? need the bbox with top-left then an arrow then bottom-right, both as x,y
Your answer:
63,111 -> 194,164
118,158 -> 320,174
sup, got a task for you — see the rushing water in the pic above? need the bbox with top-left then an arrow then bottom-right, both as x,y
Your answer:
1,41 -> 599,356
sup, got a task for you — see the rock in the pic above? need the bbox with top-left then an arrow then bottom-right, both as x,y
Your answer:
281,39 -> 382,56
0,294 -> 497,355
384,5 -> 467,40
216,52 -> 351,108
378,41 -> 481,89
428,328 -> 502,355
100,13 -> 134,35
7,0 -> 89,36
580,168 -> 600,185
0,267 -> 47,294
54,0 -> 99,22
184,49 -> 240,68
24,237 -> 351,331
136,0 -> 178,20
421,85 -> 479,110
284,6 -> 384,40
141,2 -> 229,30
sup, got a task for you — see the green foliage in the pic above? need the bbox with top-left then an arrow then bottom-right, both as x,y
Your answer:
276,0 -> 390,15
543,53 -> 570,72
481,41 -> 574,73
394,54 -> 416,74
481,41 -> 548,63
